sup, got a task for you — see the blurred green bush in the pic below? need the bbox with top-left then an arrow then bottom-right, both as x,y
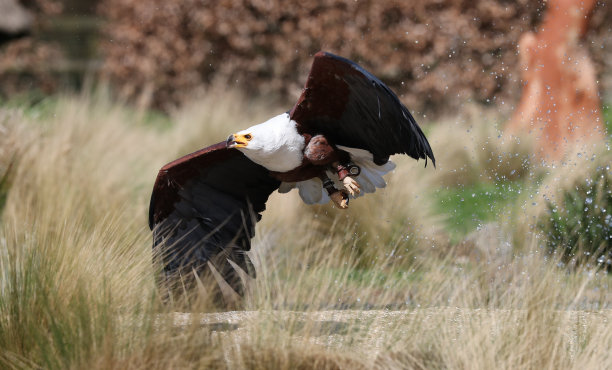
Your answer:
538,165 -> 611,271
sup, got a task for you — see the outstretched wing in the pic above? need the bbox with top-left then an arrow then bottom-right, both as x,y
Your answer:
290,51 -> 435,166
149,142 -> 280,296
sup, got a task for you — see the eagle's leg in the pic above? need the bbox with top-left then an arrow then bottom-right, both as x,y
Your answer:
303,135 -> 360,208
319,173 -> 349,209
333,162 -> 361,197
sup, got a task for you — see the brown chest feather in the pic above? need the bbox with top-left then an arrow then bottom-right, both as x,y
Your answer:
304,135 -> 344,165
270,134 -> 349,183
269,163 -> 322,182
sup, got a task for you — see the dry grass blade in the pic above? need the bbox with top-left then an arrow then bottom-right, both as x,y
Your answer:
0,91 -> 610,369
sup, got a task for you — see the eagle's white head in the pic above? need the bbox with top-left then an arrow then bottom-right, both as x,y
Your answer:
227,113 -> 305,172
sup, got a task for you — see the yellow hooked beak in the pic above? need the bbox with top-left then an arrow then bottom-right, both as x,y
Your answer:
226,133 -> 252,148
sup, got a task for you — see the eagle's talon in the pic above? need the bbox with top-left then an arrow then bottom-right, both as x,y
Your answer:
330,191 -> 349,209
343,176 -> 361,196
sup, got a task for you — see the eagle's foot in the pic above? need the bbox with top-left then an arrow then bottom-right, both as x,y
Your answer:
342,176 -> 361,196
330,190 -> 349,209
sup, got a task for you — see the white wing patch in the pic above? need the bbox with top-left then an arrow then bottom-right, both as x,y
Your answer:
279,145 -> 395,205
297,178 -> 324,204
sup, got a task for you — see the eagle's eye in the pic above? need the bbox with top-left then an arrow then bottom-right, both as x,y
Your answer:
244,134 -> 252,140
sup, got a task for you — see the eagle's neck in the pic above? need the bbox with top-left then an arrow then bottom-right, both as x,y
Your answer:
238,113 -> 306,172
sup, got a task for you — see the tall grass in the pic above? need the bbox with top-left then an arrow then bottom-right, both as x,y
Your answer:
0,91 -> 610,369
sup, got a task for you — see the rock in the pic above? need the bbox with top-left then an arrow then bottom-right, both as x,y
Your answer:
454,223 -> 513,265
505,0 -> 605,159
0,0 -> 33,39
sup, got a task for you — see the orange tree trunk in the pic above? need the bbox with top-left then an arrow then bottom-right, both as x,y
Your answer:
506,0 -> 604,159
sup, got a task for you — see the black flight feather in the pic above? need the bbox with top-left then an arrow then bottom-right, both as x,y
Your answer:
290,51 -> 435,167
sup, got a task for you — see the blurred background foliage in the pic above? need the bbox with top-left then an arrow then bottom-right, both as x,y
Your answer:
0,0 -> 610,116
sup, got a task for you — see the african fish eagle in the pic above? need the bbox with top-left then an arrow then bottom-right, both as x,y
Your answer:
148,51 -> 435,302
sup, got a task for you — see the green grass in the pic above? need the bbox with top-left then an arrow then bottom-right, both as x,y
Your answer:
603,103 -> 612,140
0,94 -> 60,121
434,180 -> 524,241
0,91 -> 173,130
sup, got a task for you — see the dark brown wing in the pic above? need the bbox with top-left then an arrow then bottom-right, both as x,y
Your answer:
149,142 -> 280,297
290,51 -> 435,166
